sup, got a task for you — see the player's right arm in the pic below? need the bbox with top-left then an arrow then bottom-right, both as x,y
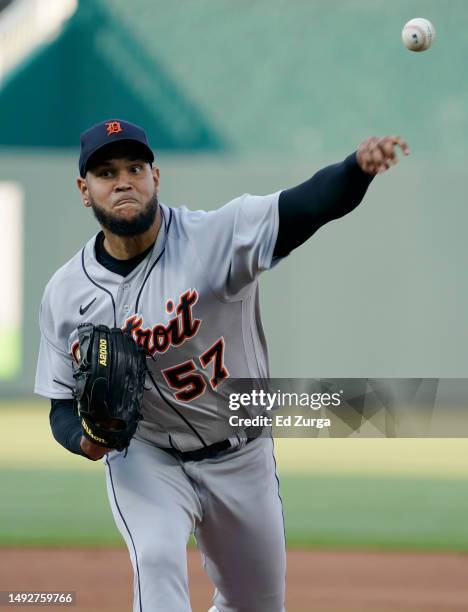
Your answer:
275,136 -> 410,257
188,136 -> 409,301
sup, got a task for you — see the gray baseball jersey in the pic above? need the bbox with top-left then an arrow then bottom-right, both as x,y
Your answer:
36,191 -> 287,612
35,193 -> 282,451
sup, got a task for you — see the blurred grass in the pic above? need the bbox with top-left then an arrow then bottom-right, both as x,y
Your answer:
2,468 -> 468,551
2,401 -> 468,477
281,474 -> 468,551
2,400 -> 468,550
0,469 -> 119,547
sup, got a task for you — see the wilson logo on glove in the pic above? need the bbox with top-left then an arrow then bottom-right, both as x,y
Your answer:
81,418 -> 109,445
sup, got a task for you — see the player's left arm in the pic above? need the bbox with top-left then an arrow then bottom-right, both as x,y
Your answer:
274,135 -> 410,257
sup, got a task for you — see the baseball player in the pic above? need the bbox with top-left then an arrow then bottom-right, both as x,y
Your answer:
35,119 -> 409,612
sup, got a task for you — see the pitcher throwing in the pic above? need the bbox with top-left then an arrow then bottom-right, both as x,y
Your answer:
35,119 -> 409,611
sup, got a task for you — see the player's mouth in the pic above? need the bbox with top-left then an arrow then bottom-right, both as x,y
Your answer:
114,198 -> 139,208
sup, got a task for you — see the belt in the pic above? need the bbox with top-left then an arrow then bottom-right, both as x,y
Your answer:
163,426 -> 263,462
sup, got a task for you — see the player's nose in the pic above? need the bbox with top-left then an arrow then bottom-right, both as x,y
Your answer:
114,177 -> 133,191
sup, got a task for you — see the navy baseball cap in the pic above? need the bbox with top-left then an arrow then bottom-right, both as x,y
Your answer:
79,119 -> 154,177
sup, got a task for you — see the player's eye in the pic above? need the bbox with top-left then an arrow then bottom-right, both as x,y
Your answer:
130,165 -> 143,173
98,169 -> 114,178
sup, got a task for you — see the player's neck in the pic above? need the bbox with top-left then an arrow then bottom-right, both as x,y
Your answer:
102,206 -> 161,260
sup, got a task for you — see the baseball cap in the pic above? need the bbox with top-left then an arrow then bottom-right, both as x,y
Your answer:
79,119 -> 154,177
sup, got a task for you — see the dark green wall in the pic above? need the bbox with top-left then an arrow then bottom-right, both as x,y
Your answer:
0,0 -> 222,150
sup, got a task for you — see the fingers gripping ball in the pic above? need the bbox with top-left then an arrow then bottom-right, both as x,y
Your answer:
402,18 -> 436,52
73,323 -> 147,451
356,135 -> 410,176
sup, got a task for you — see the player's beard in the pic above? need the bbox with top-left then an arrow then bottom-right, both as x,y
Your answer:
90,192 -> 159,237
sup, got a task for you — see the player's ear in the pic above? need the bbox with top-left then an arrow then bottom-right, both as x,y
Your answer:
151,165 -> 160,193
76,177 -> 91,208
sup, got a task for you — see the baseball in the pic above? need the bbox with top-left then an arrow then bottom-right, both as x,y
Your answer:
401,18 -> 435,52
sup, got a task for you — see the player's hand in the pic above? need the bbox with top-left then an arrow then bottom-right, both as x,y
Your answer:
80,436 -> 113,461
356,136 -> 410,175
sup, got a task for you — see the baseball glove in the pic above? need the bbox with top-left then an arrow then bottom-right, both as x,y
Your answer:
73,323 -> 147,451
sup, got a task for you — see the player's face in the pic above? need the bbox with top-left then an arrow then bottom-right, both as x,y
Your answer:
77,154 -> 161,237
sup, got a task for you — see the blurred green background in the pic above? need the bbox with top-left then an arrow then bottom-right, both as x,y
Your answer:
1,0 -> 467,555
2,0 -> 468,392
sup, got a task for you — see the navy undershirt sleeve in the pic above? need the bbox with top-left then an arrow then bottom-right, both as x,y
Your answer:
274,152 -> 374,257
50,398 -> 88,458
